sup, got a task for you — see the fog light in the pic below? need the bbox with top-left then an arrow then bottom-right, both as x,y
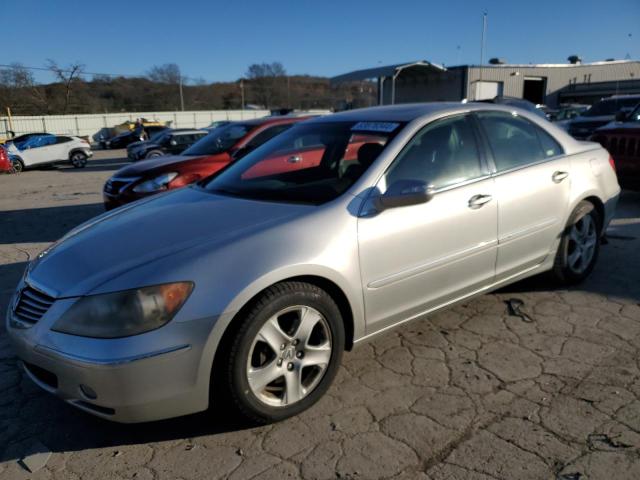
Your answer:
79,384 -> 97,400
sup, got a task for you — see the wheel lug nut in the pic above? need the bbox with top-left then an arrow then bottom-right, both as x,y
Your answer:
287,362 -> 294,371
277,359 -> 283,366
280,343 -> 285,350
296,351 -> 304,359
292,339 -> 299,346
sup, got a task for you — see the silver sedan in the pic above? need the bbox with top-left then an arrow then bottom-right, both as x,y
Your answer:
7,103 -> 620,423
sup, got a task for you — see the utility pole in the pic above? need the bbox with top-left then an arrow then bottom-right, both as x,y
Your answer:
478,11 -> 487,100
179,75 -> 185,111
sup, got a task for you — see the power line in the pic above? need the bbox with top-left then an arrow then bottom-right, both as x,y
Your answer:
0,63 -> 141,78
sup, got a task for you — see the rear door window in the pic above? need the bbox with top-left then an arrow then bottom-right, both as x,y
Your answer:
476,111 -> 563,172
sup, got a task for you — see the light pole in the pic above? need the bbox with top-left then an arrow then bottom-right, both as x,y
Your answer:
478,11 -> 487,100
240,79 -> 245,110
179,75 -> 185,111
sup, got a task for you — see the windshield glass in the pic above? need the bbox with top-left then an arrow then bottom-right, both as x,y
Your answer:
149,129 -> 169,142
200,121 -> 404,205
626,104 -> 640,122
182,123 -> 253,156
584,97 -> 640,116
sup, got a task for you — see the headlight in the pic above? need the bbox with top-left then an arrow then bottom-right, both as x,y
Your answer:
132,172 -> 178,193
52,282 -> 193,338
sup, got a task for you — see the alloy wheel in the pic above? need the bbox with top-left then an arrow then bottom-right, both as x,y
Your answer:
567,214 -> 597,274
71,153 -> 87,167
246,305 -> 332,407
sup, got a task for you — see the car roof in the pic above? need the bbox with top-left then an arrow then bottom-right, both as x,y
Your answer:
239,115 -> 316,127
305,102 -> 539,124
603,94 -> 640,100
168,129 -> 205,134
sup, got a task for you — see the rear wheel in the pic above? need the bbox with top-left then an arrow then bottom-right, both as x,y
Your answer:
70,151 -> 88,168
552,200 -> 601,284
220,282 -> 344,424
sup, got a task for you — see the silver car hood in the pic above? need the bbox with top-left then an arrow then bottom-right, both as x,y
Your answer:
27,187 -> 310,298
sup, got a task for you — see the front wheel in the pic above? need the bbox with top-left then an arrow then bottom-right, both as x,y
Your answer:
552,200 -> 601,284
70,151 -> 88,168
145,150 -> 164,159
221,282 -> 344,424
11,158 -> 24,173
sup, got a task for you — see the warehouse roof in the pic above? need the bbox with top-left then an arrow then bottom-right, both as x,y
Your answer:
331,60 -> 446,84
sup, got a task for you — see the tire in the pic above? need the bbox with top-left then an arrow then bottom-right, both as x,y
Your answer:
70,151 -> 88,168
11,158 -> 24,173
220,281 -> 345,424
552,200 -> 601,285
145,150 -> 164,159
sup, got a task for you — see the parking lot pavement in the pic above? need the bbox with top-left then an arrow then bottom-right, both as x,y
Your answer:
1,150 -> 639,480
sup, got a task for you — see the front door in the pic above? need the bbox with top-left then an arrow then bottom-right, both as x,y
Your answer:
358,114 -> 498,333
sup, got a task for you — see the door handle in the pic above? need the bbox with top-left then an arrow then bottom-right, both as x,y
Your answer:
468,194 -> 493,209
287,155 -> 302,163
552,171 -> 569,183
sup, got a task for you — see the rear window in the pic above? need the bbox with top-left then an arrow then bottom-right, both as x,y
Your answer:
183,123 -> 254,156
585,97 -> 640,116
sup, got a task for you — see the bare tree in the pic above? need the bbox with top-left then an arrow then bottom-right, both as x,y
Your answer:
0,63 -> 52,114
47,60 -> 84,114
245,62 -> 286,108
147,64 -> 181,84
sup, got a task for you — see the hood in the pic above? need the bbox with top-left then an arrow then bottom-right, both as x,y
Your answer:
594,121 -> 640,134
570,115 -> 613,125
27,187 -> 309,297
112,154 -> 208,177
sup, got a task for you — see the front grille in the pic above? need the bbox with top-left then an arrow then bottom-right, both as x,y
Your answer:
104,177 -> 137,195
13,284 -> 56,325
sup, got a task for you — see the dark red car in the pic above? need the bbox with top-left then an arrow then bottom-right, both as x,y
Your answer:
103,116 -> 312,209
590,105 -> 640,190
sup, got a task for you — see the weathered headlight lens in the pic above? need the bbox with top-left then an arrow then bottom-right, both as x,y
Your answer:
52,282 -> 193,338
133,172 -> 178,193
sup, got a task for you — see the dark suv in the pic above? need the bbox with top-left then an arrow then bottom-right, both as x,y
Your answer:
567,95 -> 640,139
127,129 -> 207,161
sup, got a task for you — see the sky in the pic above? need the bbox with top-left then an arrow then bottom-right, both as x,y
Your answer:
5,0 -> 639,84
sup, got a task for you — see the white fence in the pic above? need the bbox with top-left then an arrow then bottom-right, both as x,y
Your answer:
0,110 -> 273,139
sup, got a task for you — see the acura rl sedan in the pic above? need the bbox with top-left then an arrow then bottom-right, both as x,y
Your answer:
7,103 -> 620,424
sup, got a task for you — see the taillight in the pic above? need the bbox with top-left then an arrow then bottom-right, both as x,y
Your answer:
608,155 -> 616,172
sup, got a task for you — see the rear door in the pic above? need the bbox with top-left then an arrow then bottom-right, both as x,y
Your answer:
475,111 -> 570,281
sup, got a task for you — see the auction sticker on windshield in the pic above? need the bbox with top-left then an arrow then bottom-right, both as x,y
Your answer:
351,122 -> 400,133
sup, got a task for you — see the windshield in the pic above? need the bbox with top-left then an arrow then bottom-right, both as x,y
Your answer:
182,123 -> 253,156
148,129 -> 169,142
584,97 -> 640,116
200,121 -> 404,205
626,104 -> 640,122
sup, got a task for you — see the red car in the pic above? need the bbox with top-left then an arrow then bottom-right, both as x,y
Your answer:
590,104 -> 640,190
103,116 -> 312,209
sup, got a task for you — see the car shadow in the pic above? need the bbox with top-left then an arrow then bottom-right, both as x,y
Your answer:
1,204 -> 105,244
56,157 -> 129,173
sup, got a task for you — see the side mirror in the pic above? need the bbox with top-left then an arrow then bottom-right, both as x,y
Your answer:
375,180 -> 435,211
615,111 -> 628,122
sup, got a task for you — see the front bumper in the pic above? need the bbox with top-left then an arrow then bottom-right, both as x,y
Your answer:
6,290 -> 216,423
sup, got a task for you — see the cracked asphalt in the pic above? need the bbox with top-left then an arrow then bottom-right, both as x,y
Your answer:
1,150 -> 639,479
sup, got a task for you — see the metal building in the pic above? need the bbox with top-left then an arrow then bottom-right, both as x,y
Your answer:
331,59 -> 640,108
